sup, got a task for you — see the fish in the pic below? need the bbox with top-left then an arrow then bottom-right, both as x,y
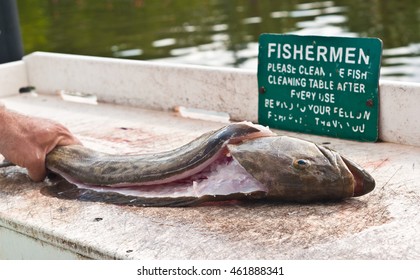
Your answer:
41,122 -> 375,206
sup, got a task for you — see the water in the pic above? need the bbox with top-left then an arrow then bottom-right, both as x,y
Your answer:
17,0 -> 420,82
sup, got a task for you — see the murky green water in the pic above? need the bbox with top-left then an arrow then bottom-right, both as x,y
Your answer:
17,0 -> 420,82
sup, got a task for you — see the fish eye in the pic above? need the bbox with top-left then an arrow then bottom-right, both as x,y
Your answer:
293,159 -> 310,170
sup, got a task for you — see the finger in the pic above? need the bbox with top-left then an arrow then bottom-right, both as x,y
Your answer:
27,161 -> 47,182
25,151 -> 48,182
53,126 -> 83,146
44,136 -> 82,157
57,135 -> 83,146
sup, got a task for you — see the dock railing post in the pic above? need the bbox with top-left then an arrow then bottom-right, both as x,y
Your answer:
0,0 -> 24,63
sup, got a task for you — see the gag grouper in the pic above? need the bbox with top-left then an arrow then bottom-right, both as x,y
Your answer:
42,122 -> 375,206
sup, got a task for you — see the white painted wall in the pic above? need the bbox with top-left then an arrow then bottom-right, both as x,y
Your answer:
0,61 -> 28,97
23,52 -> 257,122
379,80 -> 420,146
0,52 -> 418,147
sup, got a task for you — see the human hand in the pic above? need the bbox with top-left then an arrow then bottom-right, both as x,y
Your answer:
0,106 -> 81,181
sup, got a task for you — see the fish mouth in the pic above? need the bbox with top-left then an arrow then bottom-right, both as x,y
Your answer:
341,156 -> 375,197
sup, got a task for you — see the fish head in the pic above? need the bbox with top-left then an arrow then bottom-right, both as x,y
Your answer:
228,136 -> 375,202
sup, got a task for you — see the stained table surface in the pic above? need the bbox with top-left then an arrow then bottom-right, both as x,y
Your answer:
0,94 -> 419,259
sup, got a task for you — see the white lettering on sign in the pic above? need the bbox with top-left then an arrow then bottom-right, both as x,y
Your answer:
267,75 -> 307,87
267,63 -> 296,74
289,90 -> 336,104
338,68 -> 368,80
267,43 -> 370,65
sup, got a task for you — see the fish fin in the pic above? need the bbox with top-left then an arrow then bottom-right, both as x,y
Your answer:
41,179 -> 204,207
41,179 -> 268,207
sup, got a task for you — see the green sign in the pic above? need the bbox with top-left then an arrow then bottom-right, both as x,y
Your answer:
258,34 -> 382,141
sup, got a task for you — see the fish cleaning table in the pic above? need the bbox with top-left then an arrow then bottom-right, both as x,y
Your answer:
0,52 -> 419,259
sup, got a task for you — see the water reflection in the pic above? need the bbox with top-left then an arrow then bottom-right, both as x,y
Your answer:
381,44 -> 420,81
17,0 -> 420,82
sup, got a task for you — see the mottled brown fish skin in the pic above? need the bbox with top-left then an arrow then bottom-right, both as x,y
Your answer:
44,122 -> 375,206
228,136 -> 358,202
46,123 -> 269,186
